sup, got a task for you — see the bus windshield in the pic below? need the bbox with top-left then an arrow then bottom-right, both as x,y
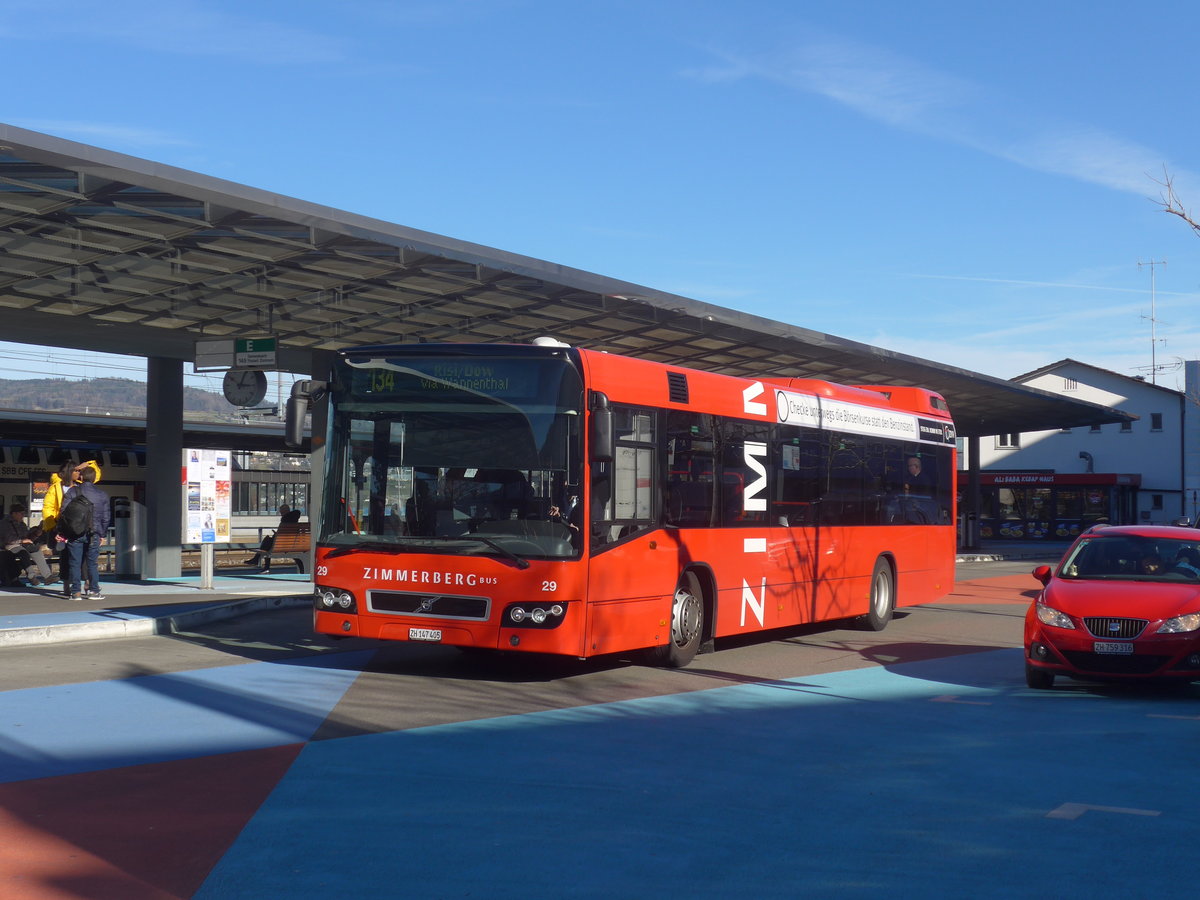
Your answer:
322,351 -> 585,560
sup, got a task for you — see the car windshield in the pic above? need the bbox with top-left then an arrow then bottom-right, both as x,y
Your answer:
1058,535 -> 1200,581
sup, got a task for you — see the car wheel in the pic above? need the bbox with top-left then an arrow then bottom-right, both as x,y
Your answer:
862,557 -> 894,631
1025,662 -> 1054,689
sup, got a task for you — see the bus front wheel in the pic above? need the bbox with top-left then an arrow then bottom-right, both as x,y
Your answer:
863,557 -> 894,631
647,573 -> 704,667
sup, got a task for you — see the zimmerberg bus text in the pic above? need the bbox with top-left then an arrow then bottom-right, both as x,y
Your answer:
362,567 -> 499,586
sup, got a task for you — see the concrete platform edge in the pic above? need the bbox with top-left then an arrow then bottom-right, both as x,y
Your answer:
0,594 -> 311,648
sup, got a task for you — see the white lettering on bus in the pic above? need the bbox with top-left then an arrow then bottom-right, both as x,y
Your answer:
743,381 -> 767,416
740,577 -> 766,627
743,442 -> 767,511
360,566 -> 487,586
738,422 -> 770,629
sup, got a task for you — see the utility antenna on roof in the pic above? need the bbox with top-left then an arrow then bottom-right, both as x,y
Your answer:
1137,258 -> 1167,384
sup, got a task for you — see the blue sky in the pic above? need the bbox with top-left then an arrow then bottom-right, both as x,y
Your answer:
4,0 -> 1200,392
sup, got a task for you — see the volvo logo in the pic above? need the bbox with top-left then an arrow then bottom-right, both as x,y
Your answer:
418,597 -> 437,612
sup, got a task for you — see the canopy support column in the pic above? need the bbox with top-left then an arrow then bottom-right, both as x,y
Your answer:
144,357 -> 183,577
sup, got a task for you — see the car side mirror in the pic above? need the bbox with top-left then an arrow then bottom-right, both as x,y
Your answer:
1032,564 -> 1052,586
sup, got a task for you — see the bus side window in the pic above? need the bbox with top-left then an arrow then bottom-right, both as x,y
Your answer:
773,433 -> 820,526
664,411 -> 714,527
592,405 -> 657,548
823,436 -> 867,526
718,421 -> 769,527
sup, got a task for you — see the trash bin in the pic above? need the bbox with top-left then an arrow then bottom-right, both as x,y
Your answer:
113,497 -> 146,578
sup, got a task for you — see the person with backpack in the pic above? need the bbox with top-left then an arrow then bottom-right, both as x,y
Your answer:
60,466 -> 110,602
43,459 -> 102,585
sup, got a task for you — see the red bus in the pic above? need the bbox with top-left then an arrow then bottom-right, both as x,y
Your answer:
289,339 -> 957,666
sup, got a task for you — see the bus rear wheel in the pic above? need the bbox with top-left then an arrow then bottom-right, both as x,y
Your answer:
862,557 -> 894,631
647,573 -> 704,668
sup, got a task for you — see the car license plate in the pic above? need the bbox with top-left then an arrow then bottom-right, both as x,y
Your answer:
409,628 -> 442,642
1094,641 -> 1134,655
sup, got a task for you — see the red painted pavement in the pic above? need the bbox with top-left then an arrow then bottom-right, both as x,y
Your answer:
943,573 -> 1041,605
0,744 -> 302,900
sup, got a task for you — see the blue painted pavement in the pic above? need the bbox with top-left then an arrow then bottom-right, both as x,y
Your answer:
188,649 -> 1199,898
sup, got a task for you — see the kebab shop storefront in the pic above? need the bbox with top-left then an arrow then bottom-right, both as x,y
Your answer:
978,472 -> 1141,542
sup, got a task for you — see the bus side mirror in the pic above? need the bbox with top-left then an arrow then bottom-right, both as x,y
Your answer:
589,392 -> 613,463
285,380 -> 327,449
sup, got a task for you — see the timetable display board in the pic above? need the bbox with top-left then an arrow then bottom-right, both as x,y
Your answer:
183,448 -> 232,543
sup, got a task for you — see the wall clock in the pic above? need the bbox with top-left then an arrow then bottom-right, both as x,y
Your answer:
222,369 -> 268,407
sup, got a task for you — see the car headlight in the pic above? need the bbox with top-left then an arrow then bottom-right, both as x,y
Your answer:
1036,602 -> 1075,629
1158,612 -> 1200,634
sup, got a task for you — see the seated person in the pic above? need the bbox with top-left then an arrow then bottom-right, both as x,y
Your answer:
1171,547 -> 1200,578
0,504 -> 54,586
1139,554 -> 1164,576
903,455 -> 934,495
245,504 -> 302,568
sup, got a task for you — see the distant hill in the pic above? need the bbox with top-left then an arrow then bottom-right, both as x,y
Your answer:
0,377 -> 250,421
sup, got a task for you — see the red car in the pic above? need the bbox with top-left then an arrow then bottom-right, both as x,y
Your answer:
1025,524 -> 1200,689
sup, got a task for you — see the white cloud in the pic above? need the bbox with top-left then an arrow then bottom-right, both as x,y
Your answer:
993,127 -> 1169,196
691,31 -> 1200,198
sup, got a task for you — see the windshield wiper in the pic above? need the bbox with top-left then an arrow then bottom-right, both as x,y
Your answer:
410,534 -> 532,569
325,541 -> 415,559
456,535 -> 531,569
325,535 -> 531,569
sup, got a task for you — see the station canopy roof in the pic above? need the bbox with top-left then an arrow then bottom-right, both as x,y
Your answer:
0,123 -> 1131,439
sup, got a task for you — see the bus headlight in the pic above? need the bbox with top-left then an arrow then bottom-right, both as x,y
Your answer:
315,589 -> 357,614
505,602 -> 568,629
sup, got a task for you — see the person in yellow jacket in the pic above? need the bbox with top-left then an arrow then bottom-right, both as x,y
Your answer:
41,459 -> 101,583
42,460 -> 102,532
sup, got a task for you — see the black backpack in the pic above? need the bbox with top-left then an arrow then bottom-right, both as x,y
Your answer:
58,493 -> 95,540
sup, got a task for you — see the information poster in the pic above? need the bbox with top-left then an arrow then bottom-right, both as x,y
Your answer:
183,448 -> 232,543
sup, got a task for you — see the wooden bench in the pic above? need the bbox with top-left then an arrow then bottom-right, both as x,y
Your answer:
263,522 -> 311,572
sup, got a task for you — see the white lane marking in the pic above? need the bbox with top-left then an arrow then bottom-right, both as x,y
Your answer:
1148,713 -> 1200,721
931,695 -> 992,706
1046,803 -> 1161,820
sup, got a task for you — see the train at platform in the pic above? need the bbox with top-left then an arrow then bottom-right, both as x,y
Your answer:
0,417 -> 310,542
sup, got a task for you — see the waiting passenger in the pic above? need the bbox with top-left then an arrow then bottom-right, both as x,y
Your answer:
244,504 -> 302,569
0,505 -> 54,586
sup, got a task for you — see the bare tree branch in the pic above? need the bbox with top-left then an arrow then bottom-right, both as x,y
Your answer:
1151,166 -> 1200,237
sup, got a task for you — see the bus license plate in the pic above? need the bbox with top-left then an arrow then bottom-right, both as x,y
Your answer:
409,628 -> 442,642
1094,641 -> 1134,654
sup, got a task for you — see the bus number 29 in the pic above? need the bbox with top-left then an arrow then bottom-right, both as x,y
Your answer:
542,581 -> 557,592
